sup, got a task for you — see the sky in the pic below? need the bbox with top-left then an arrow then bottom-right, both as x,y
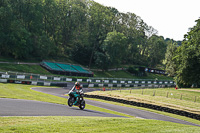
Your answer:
93,0 -> 200,41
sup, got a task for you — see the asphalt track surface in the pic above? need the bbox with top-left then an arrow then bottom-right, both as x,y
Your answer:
0,98 -> 120,117
0,83 -> 121,117
1,83 -> 200,127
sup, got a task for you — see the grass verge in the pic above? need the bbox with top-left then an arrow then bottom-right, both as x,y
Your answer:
86,88 -> 200,114
0,116 -> 200,133
85,97 -> 200,126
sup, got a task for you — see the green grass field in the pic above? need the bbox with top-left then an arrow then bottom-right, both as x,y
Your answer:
1,116 -> 200,133
87,88 -> 200,115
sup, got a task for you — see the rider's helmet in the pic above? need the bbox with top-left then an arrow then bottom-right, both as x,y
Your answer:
75,82 -> 80,86
75,82 -> 81,90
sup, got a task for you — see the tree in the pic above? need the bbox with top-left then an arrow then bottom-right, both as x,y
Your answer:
94,51 -> 110,71
117,12 -> 141,64
101,31 -> 128,68
164,41 -> 178,76
0,0 -> 168,69
174,18 -> 200,87
88,2 -> 115,68
147,35 -> 167,67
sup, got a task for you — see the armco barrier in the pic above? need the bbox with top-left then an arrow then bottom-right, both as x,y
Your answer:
0,78 -> 174,88
1,76 -> 175,89
84,94 -> 200,120
0,72 -> 175,87
83,84 -> 175,88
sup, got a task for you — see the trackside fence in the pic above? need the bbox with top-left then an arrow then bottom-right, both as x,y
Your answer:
0,71 -> 175,88
104,88 -> 200,103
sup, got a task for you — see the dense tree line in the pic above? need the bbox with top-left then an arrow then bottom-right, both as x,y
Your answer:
0,0 -> 169,69
165,18 -> 200,87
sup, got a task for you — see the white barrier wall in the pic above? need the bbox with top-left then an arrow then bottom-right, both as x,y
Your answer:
87,79 -> 92,82
104,80 -> 109,83
44,82 -> 51,86
96,80 -> 101,83
1,74 -> 10,78
54,77 -> 60,81
31,81 -> 37,85
17,75 -> 25,79
77,79 -> 82,82
40,76 -> 47,80
66,78 -> 72,81
0,79 -> 7,83
117,84 -> 122,87
98,84 -> 104,87
113,80 -> 117,83
89,84 -> 94,87
108,84 -> 113,87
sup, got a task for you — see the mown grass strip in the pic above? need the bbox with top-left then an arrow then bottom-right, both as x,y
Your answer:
0,116 -> 200,133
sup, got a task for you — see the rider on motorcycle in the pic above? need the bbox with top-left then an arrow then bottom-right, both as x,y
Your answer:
69,82 -> 83,105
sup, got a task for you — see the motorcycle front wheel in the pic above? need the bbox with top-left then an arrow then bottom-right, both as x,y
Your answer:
79,100 -> 85,110
68,97 -> 73,107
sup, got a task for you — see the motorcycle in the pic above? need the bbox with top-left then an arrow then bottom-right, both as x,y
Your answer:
68,91 -> 86,110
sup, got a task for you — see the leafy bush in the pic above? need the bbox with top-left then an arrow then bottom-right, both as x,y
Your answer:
127,66 -> 139,74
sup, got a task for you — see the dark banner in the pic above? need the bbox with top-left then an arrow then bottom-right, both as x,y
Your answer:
139,67 -> 167,75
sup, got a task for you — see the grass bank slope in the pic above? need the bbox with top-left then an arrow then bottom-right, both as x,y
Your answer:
0,64 -> 51,75
93,70 -> 172,80
0,62 -> 172,80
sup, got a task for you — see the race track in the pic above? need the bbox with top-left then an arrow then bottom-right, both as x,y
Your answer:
0,84 -> 199,127
0,98 -> 121,117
